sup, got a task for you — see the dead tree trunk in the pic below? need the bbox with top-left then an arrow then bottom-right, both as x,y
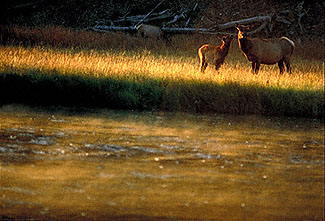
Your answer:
89,15 -> 272,36
209,16 -> 271,31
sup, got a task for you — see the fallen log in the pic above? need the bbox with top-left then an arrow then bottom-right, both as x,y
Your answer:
162,27 -> 209,33
89,25 -> 256,36
247,20 -> 269,35
209,16 -> 271,31
89,25 -> 222,35
89,25 -> 137,32
89,16 -> 271,36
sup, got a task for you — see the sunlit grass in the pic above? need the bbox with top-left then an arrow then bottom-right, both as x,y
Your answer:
1,45 -> 323,92
0,25 -> 324,117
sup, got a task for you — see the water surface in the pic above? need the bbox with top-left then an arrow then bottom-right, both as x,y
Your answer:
0,105 -> 324,220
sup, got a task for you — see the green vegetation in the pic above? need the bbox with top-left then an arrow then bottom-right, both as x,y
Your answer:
0,26 -> 324,118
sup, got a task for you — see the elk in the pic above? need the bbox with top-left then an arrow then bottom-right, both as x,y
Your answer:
198,35 -> 234,73
136,24 -> 163,39
235,24 -> 295,74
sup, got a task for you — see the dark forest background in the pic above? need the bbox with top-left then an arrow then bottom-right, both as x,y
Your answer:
1,0 -> 324,40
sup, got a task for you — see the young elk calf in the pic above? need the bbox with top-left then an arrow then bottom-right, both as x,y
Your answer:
198,35 -> 234,73
235,24 -> 295,74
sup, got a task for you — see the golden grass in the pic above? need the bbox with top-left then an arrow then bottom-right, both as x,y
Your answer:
0,26 -> 323,117
1,44 -> 323,92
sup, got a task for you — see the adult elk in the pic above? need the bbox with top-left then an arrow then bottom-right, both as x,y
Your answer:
198,35 -> 234,73
235,24 -> 295,74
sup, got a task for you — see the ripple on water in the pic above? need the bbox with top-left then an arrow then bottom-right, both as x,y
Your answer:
1,187 -> 38,196
159,144 -> 184,151
129,171 -> 179,180
129,146 -> 166,154
30,136 -> 54,146
84,143 -> 169,155
0,147 -> 14,153
2,144 -> 30,154
192,153 -> 221,160
84,143 -> 127,153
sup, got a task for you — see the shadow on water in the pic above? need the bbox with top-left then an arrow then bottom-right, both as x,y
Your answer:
0,105 -> 324,220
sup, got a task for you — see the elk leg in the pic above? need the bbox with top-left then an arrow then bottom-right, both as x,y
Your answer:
255,62 -> 260,74
201,62 -> 208,73
278,61 -> 284,74
215,62 -> 222,71
284,59 -> 292,74
251,63 -> 256,72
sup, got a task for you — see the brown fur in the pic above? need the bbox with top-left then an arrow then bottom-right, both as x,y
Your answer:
136,24 -> 162,39
236,25 -> 295,74
198,35 -> 234,73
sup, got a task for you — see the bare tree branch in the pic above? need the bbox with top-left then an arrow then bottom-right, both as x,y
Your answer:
134,0 -> 166,27
247,21 -> 269,35
209,16 -> 271,31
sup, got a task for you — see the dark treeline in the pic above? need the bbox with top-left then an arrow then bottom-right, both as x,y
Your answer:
1,0 -> 324,39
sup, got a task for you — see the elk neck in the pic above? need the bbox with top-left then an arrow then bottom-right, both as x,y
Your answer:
238,37 -> 251,55
220,40 -> 232,55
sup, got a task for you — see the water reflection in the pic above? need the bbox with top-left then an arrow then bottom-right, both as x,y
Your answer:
0,105 -> 324,220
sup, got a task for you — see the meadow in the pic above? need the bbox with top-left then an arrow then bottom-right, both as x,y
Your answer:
0,26 -> 324,118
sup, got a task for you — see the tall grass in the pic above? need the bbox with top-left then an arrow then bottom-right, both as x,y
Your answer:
0,26 -> 324,118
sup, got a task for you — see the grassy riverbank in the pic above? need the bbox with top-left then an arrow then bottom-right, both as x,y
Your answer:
0,26 -> 324,118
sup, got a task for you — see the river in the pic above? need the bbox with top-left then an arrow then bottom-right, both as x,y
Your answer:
0,105 -> 324,220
